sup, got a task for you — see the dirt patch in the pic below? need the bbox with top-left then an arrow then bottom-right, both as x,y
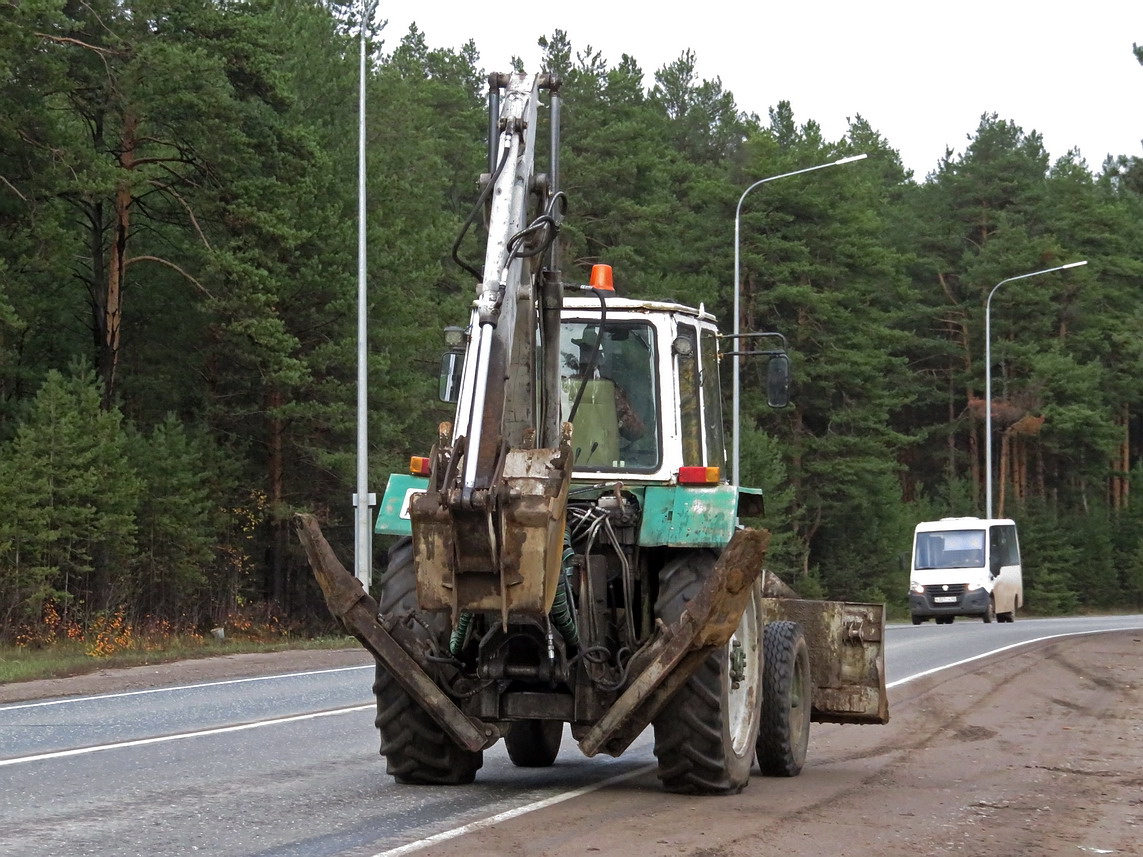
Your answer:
410,631 -> 1143,857
0,647 -> 373,704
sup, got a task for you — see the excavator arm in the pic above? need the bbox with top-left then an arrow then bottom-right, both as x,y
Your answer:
409,73 -> 572,626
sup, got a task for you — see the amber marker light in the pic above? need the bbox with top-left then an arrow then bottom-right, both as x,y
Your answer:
409,456 -> 432,476
589,263 -> 614,291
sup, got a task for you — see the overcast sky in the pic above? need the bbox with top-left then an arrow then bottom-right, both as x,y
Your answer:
375,0 -> 1143,178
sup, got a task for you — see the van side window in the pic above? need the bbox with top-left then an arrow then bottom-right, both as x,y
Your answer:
990,525 -> 1019,566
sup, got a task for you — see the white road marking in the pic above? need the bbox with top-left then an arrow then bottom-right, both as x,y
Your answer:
887,626 -> 1138,688
0,664 -> 373,712
374,624 -> 1143,856
369,764 -> 658,857
0,704 -> 373,767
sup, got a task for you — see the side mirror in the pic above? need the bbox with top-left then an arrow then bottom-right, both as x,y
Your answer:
766,353 -> 791,408
439,351 -> 463,403
989,552 -> 1002,578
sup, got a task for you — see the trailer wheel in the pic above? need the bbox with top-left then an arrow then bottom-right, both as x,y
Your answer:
505,719 -> 562,767
756,621 -> 811,777
651,551 -> 762,795
372,537 -> 483,785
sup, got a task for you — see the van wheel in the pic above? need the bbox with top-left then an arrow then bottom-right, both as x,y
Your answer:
997,605 -> 1015,623
911,616 -> 924,626
982,598 -> 995,623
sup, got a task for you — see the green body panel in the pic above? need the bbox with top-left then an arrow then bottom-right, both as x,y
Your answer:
637,483 -> 739,548
376,473 -> 430,536
379,476 -> 750,546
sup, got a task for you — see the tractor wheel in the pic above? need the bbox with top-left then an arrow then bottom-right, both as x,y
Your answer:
651,551 -> 762,795
505,719 -> 563,767
372,537 -> 483,785
756,620 -> 812,777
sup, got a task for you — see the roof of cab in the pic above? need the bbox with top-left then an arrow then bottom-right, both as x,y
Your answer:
562,295 -> 716,323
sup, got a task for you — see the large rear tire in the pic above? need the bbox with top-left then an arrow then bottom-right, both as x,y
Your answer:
373,538 -> 483,785
756,620 -> 811,777
504,719 -> 562,767
651,551 -> 762,795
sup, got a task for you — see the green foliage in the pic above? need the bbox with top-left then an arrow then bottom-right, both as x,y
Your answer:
1,6 -> 1142,635
0,367 -> 140,636
127,416 -> 221,619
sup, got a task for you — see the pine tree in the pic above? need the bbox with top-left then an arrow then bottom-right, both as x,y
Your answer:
0,367 -> 140,636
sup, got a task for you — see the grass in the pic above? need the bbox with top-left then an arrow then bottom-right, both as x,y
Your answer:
0,635 -> 359,685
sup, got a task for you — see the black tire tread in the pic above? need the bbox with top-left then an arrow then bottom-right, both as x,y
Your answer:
651,551 -> 754,795
756,620 -> 811,777
372,537 -> 482,785
504,719 -> 563,767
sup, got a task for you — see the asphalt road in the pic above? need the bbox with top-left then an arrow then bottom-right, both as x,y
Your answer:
3,614 -> 1142,857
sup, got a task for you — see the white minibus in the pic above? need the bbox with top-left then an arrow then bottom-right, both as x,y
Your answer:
908,517 -> 1022,624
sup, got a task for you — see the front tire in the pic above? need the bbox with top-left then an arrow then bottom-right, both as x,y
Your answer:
505,719 -> 562,767
652,551 -> 762,795
373,538 -> 483,785
756,621 -> 811,777
982,597 -> 996,623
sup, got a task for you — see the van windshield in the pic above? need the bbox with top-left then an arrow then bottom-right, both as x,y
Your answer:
914,530 -> 986,569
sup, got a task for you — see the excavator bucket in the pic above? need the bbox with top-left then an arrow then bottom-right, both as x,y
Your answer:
410,441 -> 572,625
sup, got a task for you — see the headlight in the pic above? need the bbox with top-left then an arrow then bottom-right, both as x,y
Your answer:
910,581 -> 925,594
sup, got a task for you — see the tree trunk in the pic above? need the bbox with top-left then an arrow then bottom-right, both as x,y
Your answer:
1110,408 -> 1129,510
268,390 -> 286,605
998,430 -> 1010,517
98,111 -> 138,410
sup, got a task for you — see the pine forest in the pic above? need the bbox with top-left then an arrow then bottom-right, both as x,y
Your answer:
2,0 -> 1142,644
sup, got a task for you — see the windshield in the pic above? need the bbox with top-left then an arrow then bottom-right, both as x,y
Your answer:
914,530 -> 986,569
560,321 -> 659,470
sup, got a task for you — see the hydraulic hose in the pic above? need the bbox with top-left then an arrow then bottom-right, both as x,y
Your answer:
550,531 -> 579,647
449,611 -> 473,657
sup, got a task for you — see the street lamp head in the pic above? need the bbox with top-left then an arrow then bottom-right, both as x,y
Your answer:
731,151 -> 868,487
983,257 -> 1087,519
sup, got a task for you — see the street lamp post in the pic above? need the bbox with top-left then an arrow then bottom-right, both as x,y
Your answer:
731,153 -> 868,487
354,3 -> 373,588
984,260 -> 1087,518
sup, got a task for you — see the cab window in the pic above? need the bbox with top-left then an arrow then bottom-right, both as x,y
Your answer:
700,327 -> 725,471
559,321 -> 659,470
676,324 -> 702,467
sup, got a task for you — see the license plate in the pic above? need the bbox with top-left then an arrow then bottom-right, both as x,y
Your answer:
933,596 -> 957,603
